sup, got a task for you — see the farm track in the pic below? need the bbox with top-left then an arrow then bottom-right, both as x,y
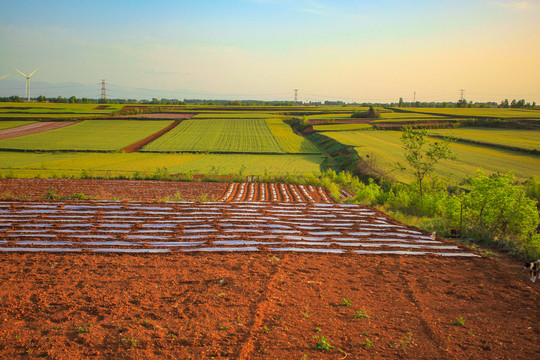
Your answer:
0,121 -> 79,140
0,200 -> 479,257
122,121 -> 182,152
218,183 -> 331,203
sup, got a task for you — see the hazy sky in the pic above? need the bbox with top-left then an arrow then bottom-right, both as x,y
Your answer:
1,0 -> 539,102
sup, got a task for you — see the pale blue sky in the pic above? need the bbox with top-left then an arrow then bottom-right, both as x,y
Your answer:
1,0 -> 539,101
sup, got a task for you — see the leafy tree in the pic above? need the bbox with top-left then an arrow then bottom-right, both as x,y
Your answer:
398,97 -> 404,107
397,127 -> 454,198
461,172 -> 538,240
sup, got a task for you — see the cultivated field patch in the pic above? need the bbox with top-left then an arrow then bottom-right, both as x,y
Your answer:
218,183 -> 332,203
0,120 -> 37,131
0,152 -> 325,177
392,107 -> 540,119
0,120 -> 173,151
0,200 -> 477,257
141,118 -> 320,154
0,121 -> 78,140
323,130 -> 540,182
427,128 -> 540,152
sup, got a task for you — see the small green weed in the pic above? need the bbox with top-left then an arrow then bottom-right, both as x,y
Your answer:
451,317 -> 466,326
315,327 -> 322,332
76,324 -> 91,334
218,325 -> 229,331
314,336 -> 334,351
354,309 -> 369,319
120,337 -> 137,347
392,332 -> 413,352
340,298 -> 352,307
362,338 -> 374,348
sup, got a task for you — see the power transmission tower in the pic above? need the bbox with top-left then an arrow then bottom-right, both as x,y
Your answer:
294,89 -> 298,106
101,80 -> 107,101
460,89 -> 465,101
414,91 -> 416,103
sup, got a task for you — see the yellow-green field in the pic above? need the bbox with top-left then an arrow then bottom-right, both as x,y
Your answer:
323,129 -> 540,182
0,121 -> 36,130
142,118 -> 319,154
0,120 -> 173,151
314,124 -> 373,132
0,152 -> 325,177
427,128 -> 540,152
395,107 -> 540,118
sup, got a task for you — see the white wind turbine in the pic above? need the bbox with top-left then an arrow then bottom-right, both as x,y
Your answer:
0,74 -> 10,80
15,68 -> 39,101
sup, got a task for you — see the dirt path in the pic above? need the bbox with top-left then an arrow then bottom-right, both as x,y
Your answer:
0,121 -> 79,140
122,121 -> 182,152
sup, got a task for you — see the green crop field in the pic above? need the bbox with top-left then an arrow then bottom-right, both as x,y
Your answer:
142,118 -> 319,154
395,107 -> 540,118
427,128 -> 540,152
0,152 -> 324,177
323,129 -> 540,182
266,119 -> 320,153
0,121 -> 36,130
314,124 -> 373,132
0,120 -> 173,151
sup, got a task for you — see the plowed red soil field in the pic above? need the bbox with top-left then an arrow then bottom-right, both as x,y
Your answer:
0,121 -> 79,140
0,179 -> 538,359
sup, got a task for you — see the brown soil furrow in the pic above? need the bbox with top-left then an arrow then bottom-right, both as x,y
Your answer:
259,183 -> 267,202
398,268 -> 451,360
317,186 -> 332,203
217,183 -> 235,201
289,184 -> 303,202
247,183 -> 256,202
0,121 -> 79,140
236,254 -> 288,360
122,120 -> 181,152
279,184 -> 291,202
226,183 -> 241,202
269,183 -> 279,202
298,184 -> 314,202
234,183 -> 247,202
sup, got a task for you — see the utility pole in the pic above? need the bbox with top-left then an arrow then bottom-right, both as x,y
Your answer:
460,89 -> 465,101
294,89 -> 298,106
101,79 -> 107,101
414,91 -> 416,103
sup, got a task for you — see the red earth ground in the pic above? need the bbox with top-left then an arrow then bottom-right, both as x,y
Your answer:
0,179 -> 538,359
0,122 -> 79,141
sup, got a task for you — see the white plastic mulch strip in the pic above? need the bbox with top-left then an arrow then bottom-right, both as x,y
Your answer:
0,201 -> 479,257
